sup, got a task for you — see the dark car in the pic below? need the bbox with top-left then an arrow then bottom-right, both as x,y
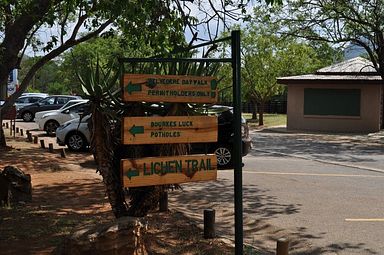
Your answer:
17,95 -> 82,122
189,105 -> 251,169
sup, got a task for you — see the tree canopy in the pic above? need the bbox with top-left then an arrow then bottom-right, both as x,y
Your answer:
279,0 -> 384,77
0,0 -> 283,109
218,5 -> 341,125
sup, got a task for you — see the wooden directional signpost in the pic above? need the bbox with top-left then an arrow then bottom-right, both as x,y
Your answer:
120,31 -> 243,255
121,154 -> 217,187
123,74 -> 218,103
120,73 -> 219,188
122,116 -> 217,145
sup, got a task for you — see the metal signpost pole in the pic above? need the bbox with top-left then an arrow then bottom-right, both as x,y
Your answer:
231,30 -> 243,254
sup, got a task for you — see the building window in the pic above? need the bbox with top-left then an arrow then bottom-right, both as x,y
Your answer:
304,88 -> 361,116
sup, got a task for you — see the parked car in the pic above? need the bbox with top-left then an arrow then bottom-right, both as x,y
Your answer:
14,94 -> 48,111
56,105 -> 252,169
56,115 -> 91,151
36,101 -> 90,135
17,95 -> 82,122
190,105 -> 251,168
21,92 -> 49,97
34,99 -> 88,121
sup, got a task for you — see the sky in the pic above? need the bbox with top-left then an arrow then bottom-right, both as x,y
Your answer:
26,1 -> 255,57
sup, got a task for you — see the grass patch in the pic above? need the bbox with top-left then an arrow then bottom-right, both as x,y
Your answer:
243,113 -> 286,128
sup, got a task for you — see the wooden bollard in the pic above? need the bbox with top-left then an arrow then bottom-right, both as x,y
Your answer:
15,127 -> 19,133
60,148 -> 66,158
20,129 -> 23,136
204,209 -> 215,239
27,133 -> 32,142
40,139 -> 45,148
5,122 -> 9,129
159,191 -> 168,212
33,136 -> 38,144
48,143 -> 54,153
276,238 -> 289,255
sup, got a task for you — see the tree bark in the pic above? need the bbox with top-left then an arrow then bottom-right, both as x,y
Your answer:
0,111 -> 6,147
258,102 -> 265,126
0,125 -> 6,147
251,99 -> 258,120
91,106 -> 128,218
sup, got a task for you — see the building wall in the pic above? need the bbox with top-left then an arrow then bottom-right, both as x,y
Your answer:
287,83 -> 382,133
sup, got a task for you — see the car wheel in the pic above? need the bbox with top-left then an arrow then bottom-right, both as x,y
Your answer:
66,132 -> 87,151
22,111 -> 34,122
214,145 -> 233,169
44,120 -> 59,136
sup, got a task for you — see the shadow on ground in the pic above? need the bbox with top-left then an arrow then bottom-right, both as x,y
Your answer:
0,180 -> 112,255
1,145 -> 93,173
169,178 -> 378,255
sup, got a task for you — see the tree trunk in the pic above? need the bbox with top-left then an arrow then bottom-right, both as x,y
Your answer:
251,100 -> 258,120
91,107 -> 128,218
381,84 -> 384,129
0,126 -> 6,147
0,113 -> 6,147
258,102 -> 265,126
126,104 -> 187,217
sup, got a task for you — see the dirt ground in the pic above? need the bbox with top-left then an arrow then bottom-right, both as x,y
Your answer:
0,131 -> 241,255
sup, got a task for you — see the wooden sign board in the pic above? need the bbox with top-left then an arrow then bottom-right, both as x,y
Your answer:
122,116 -> 217,145
121,154 -> 217,187
122,74 -> 218,103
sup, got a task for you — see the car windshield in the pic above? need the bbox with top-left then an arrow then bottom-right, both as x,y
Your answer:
59,100 -> 84,110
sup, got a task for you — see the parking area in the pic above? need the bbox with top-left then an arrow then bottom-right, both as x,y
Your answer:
3,119 -> 65,151
170,128 -> 384,254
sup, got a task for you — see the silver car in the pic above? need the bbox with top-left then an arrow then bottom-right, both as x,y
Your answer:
56,115 -> 91,151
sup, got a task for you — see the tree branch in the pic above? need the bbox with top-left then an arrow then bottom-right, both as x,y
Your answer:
1,19 -> 113,112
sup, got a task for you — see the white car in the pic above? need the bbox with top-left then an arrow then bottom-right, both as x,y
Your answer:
36,101 -> 89,135
56,115 -> 91,151
35,99 -> 88,121
21,92 -> 49,97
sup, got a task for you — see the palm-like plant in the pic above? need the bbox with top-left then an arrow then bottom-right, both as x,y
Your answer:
78,58 -> 129,218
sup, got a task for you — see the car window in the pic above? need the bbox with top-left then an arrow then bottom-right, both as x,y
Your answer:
30,97 -> 43,103
16,97 -> 28,103
70,103 -> 90,113
40,97 -> 55,105
69,104 -> 83,113
61,100 -> 83,109
57,97 -> 71,104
